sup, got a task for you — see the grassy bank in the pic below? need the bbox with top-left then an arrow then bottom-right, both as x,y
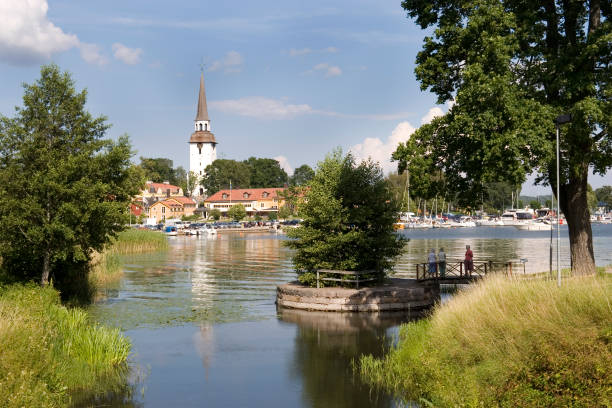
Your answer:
360,275 -> 612,407
90,229 -> 167,286
0,284 -> 131,407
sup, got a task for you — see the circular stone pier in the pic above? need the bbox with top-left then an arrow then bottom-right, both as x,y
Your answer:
276,278 -> 439,312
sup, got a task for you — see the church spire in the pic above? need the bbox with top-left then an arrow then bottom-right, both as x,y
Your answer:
195,72 -> 209,121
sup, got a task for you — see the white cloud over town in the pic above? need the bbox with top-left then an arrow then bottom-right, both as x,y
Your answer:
79,42 -> 108,66
274,155 -> 293,176
210,97 -> 313,119
312,62 -> 342,77
208,51 -> 244,73
112,43 -> 143,65
350,121 -> 416,175
288,46 -> 338,56
0,0 -> 78,65
421,107 -> 444,124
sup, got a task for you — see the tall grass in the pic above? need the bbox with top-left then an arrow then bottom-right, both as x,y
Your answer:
110,229 -> 168,255
360,275 -> 612,407
90,229 -> 167,287
0,284 -> 131,407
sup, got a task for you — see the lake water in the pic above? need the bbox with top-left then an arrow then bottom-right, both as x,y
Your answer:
87,225 -> 612,407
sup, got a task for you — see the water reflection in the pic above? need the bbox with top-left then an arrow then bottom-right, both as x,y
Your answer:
279,307 -> 415,408
87,227 -> 612,407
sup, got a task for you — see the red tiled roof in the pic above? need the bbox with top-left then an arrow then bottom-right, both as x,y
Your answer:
147,182 -> 181,191
169,196 -> 196,205
205,188 -> 285,202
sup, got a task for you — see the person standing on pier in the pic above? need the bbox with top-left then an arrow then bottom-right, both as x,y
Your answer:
428,249 -> 437,276
464,245 -> 474,276
438,248 -> 446,277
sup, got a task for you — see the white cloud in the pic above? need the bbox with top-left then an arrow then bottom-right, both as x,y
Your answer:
313,62 -> 342,78
78,42 -> 108,66
274,156 -> 293,176
350,121 -> 417,174
112,43 -> 142,65
421,107 -> 444,125
210,97 -> 313,119
289,48 -> 312,56
288,46 -> 338,56
0,0 -> 78,65
208,51 -> 244,73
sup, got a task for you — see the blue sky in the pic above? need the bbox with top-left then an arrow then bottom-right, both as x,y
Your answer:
0,0 -> 609,195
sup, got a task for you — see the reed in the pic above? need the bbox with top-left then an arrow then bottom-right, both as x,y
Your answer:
0,284 -> 131,407
360,274 -> 612,407
89,229 -> 167,287
109,229 -> 168,255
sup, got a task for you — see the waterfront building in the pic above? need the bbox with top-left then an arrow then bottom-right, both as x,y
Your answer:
189,73 -> 217,197
204,188 -> 286,217
148,196 -> 197,223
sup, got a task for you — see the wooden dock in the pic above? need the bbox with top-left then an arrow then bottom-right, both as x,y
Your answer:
415,260 -> 526,284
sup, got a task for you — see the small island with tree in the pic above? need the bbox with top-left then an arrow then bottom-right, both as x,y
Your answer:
277,150 -> 439,312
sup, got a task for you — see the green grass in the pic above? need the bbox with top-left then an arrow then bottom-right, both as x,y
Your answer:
90,229 -> 168,287
110,228 -> 168,255
360,274 -> 612,407
0,283 -> 131,407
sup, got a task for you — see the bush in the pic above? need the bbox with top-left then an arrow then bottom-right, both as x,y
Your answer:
227,204 -> 247,221
360,275 -> 612,406
285,150 -> 404,286
209,208 -> 221,220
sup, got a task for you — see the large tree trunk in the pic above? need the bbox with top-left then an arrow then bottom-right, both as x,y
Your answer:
558,167 -> 596,276
41,249 -> 51,285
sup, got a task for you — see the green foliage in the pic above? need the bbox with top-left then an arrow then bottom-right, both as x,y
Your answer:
0,65 -> 141,297
268,212 -> 278,221
285,150 -> 404,286
209,208 -> 221,220
175,168 -> 199,197
227,204 -> 247,221
360,275 -> 612,407
0,284 -> 131,407
291,164 -> 315,186
201,159 -> 251,195
529,200 -> 541,209
245,156 -> 288,188
278,205 -> 293,220
595,185 -> 612,208
395,1 -> 611,273
139,157 -> 177,184
587,184 -> 599,213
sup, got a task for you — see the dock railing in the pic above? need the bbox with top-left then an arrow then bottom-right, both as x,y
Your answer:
415,260 -> 527,281
314,269 -> 380,289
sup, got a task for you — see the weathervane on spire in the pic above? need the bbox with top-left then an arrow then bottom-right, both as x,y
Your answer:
199,57 -> 206,73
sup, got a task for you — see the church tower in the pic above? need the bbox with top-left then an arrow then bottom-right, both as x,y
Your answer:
189,72 -> 217,197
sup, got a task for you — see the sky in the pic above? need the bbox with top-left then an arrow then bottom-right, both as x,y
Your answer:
0,0 -> 610,195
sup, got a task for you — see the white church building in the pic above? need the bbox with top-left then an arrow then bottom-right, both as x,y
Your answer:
189,73 -> 217,197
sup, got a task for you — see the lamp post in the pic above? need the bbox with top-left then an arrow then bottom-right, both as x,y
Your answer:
555,114 -> 572,287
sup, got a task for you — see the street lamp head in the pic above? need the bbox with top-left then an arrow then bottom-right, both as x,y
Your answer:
555,114 -> 572,125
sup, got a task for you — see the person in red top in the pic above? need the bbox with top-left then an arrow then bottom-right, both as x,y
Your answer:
464,245 -> 474,275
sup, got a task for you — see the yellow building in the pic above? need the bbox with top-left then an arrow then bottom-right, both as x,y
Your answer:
204,188 -> 286,216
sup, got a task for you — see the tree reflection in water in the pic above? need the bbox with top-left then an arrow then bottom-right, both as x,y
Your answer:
279,307 -> 421,408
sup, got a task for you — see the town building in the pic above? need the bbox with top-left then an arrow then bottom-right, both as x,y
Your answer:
204,188 -> 287,217
148,196 -> 197,223
189,73 -> 217,197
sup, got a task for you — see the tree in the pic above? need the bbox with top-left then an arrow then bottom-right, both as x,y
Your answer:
285,150 -> 404,286
529,200 -> 542,210
595,185 -> 612,208
140,157 -> 177,184
175,167 -> 198,197
209,208 -> 221,220
291,164 -> 315,186
0,65 -> 141,296
227,204 -> 247,221
244,157 -> 288,188
395,1 -> 611,275
268,212 -> 278,221
278,205 -> 293,220
201,159 -> 251,195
